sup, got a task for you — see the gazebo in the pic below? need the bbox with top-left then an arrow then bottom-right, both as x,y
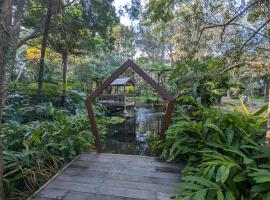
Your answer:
98,77 -> 135,111
86,59 -> 174,153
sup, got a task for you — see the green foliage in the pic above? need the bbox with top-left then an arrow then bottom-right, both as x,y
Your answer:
108,116 -> 125,125
2,80 -> 111,199
170,58 -> 229,106
1,107 -> 108,199
158,96 -> 269,200
5,81 -> 91,122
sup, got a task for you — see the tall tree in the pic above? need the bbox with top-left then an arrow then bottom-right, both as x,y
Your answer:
48,0 -> 118,106
0,2 -> 11,199
0,0 -> 26,198
36,0 -> 57,103
6,0 -> 26,79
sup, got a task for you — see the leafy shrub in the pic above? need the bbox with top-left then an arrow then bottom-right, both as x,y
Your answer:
170,58 -> 229,106
4,81 -> 93,122
158,96 -> 269,200
1,108 -> 107,199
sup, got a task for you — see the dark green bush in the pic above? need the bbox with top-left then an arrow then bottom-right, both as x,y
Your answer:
1,108 -> 107,199
158,96 -> 270,200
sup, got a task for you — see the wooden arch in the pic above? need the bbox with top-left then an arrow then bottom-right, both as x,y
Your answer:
85,59 -> 174,153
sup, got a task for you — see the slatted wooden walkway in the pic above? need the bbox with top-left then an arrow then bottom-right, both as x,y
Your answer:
31,152 -> 183,200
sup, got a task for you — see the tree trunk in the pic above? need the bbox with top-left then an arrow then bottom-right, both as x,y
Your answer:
264,78 -> 270,103
36,0 -> 53,104
0,0 -> 12,198
7,0 -> 26,81
0,140 -> 4,200
61,50 -> 68,107
266,0 -> 270,148
266,84 -> 270,148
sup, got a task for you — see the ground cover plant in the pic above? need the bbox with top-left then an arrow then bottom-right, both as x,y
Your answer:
158,96 -> 270,200
1,102 -> 111,199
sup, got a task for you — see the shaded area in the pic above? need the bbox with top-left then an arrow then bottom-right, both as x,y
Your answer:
104,107 -> 164,156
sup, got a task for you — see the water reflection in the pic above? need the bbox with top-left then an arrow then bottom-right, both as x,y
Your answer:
104,107 -> 164,156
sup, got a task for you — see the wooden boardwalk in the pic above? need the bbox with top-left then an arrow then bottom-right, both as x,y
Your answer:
31,152 -> 183,200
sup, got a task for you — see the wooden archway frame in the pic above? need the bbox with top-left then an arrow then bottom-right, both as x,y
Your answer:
85,59 -> 174,153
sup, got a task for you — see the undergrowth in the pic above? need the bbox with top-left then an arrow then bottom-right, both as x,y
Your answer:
158,96 -> 270,200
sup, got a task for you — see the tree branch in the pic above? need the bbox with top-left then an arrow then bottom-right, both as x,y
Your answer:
196,0 -> 260,43
240,18 -> 270,50
17,31 -> 41,48
180,60 -> 270,85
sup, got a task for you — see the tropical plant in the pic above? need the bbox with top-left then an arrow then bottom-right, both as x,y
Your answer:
0,106 -> 110,199
158,96 -> 269,200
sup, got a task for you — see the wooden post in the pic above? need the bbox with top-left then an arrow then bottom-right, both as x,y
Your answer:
124,85 -> 127,115
160,100 -> 174,139
86,104 -> 102,153
85,59 -> 174,151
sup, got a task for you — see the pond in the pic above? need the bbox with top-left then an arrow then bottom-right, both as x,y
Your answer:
103,107 -> 164,156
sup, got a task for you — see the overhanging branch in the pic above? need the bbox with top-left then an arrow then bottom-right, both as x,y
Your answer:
197,0 -> 261,43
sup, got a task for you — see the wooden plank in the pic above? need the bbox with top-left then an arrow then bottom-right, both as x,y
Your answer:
62,167 -> 109,178
45,180 -> 157,200
64,166 -> 179,179
62,169 -> 179,186
97,186 -> 157,200
157,192 -> 177,200
63,191 -> 142,200
107,172 -> 179,185
46,181 -> 98,193
102,179 -> 180,193
54,175 -> 105,185
68,160 -> 180,173
78,153 -> 183,169
52,175 -> 179,194
35,188 -> 68,199
31,153 -> 183,200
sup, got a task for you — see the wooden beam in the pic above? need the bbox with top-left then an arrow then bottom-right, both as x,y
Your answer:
85,59 -> 175,152
129,61 -> 174,102
86,103 -> 102,153
160,100 -> 174,139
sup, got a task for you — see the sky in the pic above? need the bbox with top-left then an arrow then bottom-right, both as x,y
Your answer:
113,0 -> 132,26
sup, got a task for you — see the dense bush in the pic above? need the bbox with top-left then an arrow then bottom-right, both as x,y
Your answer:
158,96 -> 270,200
4,81 -> 91,123
0,107 -> 107,199
169,58 -> 230,106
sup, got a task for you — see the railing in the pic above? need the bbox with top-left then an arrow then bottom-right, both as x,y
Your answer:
98,94 -> 135,103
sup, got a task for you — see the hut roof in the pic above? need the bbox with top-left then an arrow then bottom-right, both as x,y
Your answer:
110,77 -> 134,86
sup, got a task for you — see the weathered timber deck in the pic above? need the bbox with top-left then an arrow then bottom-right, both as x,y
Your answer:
30,152 -> 183,200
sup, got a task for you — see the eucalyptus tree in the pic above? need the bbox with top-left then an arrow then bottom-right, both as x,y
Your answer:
0,3 -> 11,198
112,24 -> 136,61
146,0 -> 270,69
48,0 -> 118,106
36,0 -> 59,103
146,0 -> 270,144
0,1 -> 27,198
21,0 -> 118,104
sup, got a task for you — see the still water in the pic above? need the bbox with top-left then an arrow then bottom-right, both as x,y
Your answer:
104,107 -> 164,156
